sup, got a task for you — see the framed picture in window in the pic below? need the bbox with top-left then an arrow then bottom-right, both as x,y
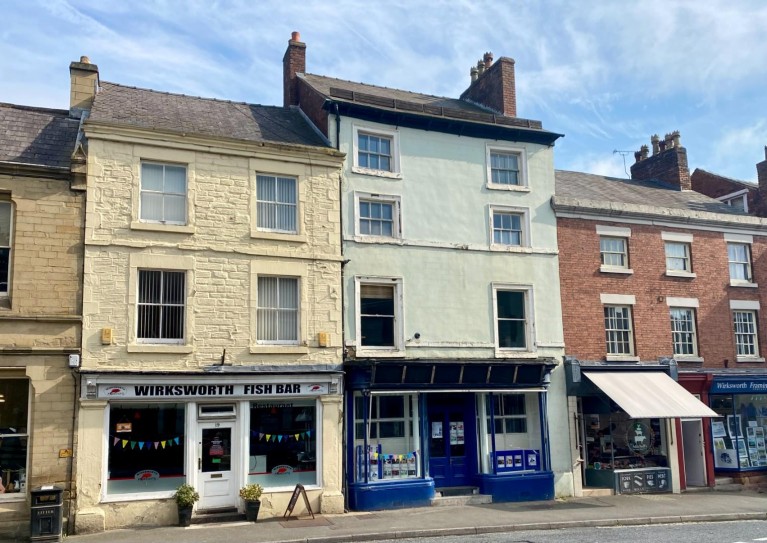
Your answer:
727,415 -> 743,438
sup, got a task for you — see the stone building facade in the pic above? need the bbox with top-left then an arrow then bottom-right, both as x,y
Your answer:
0,101 -> 84,539
71,60 -> 346,533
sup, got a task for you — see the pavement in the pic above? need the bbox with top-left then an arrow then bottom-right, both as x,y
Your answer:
66,490 -> 767,543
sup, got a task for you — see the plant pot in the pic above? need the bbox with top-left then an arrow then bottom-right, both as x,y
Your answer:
245,499 -> 261,522
178,505 -> 193,527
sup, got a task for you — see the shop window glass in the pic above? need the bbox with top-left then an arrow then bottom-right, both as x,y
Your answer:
107,403 -> 185,495
248,400 -> 316,487
711,395 -> 767,469
583,413 -> 667,477
0,378 -> 29,494
353,393 -> 420,482
479,393 -> 542,474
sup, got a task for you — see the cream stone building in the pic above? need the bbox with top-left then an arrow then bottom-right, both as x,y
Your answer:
72,59 -> 346,533
0,100 -> 84,539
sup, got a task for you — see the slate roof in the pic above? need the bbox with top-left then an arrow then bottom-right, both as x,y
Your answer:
0,103 -> 80,169
88,82 -> 329,148
300,73 -> 547,132
555,170 -> 746,216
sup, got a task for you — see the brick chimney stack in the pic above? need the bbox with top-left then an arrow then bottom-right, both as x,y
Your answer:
630,131 -> 691,190
757,146 -> 767,200
460,53 -> 516,117
283,31 -> 306,107
69,55 -> 99,118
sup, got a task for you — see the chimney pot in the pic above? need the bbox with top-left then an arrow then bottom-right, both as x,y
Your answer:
634,151 -> 642,163
470,66 -> 478,83
483,52 -> 494,68
640,145 -> 649,159
477,59 -> 485,76
80,56 -> 90,64
671,130 -> 681,148
651,134 -> 660,155
291,31 -> 301,42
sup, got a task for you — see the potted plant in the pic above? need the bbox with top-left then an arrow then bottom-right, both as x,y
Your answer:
239,483 -> 263,522
173,483 -> 199,527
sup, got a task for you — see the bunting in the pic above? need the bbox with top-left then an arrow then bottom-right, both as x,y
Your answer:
110,434 -> 183,451
250,429 -> 312,443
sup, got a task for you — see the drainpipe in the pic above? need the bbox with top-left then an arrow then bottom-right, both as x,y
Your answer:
67,370 -> 79,535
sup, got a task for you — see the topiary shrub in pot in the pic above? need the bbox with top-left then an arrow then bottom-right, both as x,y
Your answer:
173,483 -> 199,527
239,483 -> 263,522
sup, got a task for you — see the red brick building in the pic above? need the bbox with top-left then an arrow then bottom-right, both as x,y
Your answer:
691,146 -> 767,217
554,133 -> 767,495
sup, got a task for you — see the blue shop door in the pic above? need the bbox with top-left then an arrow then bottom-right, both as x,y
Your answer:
428,395 -> 476,488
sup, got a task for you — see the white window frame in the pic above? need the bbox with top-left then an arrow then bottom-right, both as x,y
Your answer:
352,125 -> 401,178
0,201 -> 12,297
355,276 -> 404,354
139,161 -> 188,225
730,300 -> 763,362
354,192 -> 402,239
718,188 -> 750,213
127,253 -> 194,354
492,283 -> 535,356
600,294 -> 636,360
255,173 -> 299,234
597,225 -> 632,274
725,233 -> 756,287
661,231 -> 695,277
486,145 -> 528,191
136,269 -> 187,345
664,241 -> 692,274
669,306 -> 699,358
256,276 -> 300,345
489,206 -> 530,248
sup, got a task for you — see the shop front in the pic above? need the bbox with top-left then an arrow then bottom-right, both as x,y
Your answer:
75,367 -> 343,530
708,376 -> 767,473
565,358 -> 718,495
345,359 -> 557,511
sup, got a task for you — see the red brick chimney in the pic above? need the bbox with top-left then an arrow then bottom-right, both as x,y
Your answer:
630,131 -> 691,190
460,53 -> 516,117
757,146 -> 767,199
283,31 -> 306,107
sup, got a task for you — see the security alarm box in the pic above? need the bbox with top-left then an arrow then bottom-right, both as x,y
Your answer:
68,354 -> 80,368
101,328 -> 113,345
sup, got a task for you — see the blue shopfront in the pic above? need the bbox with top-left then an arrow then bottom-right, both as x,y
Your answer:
344,359 -> 557,511
708,375 -> 767,472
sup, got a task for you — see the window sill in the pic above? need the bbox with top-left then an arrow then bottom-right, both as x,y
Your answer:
730,280 -> 759,288
250,230 -> 307,243
490,244 -> 533,253
249,345 -> 309,355
486,183 -> 530,192
130,221 -> 195,234
736,356 -> 766,363
127,344 -> 193,354
605,355 -> 640,362
355,348 -> 405,358
494,350 -> 538,359
665,270 -> 696,279
351,166 -> 402,180
674,356 -> 704,363
600,266 -> 634,275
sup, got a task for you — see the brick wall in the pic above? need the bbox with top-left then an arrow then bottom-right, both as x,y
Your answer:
557,217 -> 767,369
690,169 -> 761,215
459,57 -> 517,117
283,36 -> 306,107
297,79 -> 329,137
631,146 -> 691,190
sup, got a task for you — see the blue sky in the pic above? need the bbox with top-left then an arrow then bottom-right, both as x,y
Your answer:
3,0 -> 766,182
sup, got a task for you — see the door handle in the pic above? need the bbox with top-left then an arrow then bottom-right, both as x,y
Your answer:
198,458 -> 201,470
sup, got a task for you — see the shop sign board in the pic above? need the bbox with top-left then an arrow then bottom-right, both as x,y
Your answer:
97,382 -> 329,399
614,467 -> 670,494
710,380 -> 767,394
